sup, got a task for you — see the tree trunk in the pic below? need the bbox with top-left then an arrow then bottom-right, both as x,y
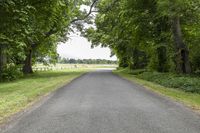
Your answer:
130,48 -> 139,70
23,49 -> 33,74
171,16 -> 191,74
0,45 -> 7,75
157,45 -> 168,72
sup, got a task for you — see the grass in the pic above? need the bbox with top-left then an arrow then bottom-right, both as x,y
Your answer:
114,68 -> 200,112
33,63 -> 117,70
0,69 -> 87,124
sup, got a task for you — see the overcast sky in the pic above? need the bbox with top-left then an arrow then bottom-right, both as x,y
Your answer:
57,5 -> 117,61
57,35 -> 117,61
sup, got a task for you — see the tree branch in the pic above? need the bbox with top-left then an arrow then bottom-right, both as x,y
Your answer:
70,0 -> 99,24
43,0 -> 99,39
97,0 -> 119,13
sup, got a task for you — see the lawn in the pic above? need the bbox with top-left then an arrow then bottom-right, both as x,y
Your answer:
0,69 -> 87,123
114,69 -> 200,112
33,63 -> 117,71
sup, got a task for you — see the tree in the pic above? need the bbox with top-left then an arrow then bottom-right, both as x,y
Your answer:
0,0 -> 34,75
21,0 -> 99,74
158,0 -> 200,73
84,0 -> 200,74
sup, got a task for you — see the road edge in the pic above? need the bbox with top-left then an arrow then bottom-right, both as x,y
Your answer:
112,71 -> 200,115
0,72 -> 89,132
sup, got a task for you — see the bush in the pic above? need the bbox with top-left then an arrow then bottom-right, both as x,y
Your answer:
128,69 -> 146,75
0,65 -> 23,81
136,72 -> 200,93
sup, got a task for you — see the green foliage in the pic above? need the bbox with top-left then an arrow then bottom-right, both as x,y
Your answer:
125,68 -> 146,75
0,0 -> 95,77
84,0 -> 200,74
118,68 -> 200,94
1,0 -> 200,79
0,65 -> 23,81
136,72 -> 200,94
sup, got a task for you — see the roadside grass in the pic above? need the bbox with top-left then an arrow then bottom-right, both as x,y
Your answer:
113,68 -> 200,111
0,69 -> 87,124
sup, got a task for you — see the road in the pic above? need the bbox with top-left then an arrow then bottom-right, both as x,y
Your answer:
3,70 -> 200,133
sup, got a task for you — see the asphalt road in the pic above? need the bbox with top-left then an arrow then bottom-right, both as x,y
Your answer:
3,70 -> 200,133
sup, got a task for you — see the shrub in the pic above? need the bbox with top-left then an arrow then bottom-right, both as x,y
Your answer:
0,65 -> 23,81
136,72 -> 200,94
129,69 -> 146,75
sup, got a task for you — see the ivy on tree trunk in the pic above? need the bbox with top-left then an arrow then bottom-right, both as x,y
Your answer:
171,16 -> 191,74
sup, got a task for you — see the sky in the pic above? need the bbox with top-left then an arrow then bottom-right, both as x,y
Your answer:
57,35 -> 117,61
57,5 -> 117,61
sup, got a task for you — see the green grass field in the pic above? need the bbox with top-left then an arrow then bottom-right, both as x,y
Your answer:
114,69 -> 200,112
33,64 -> 117,71
0,69 -> 88,124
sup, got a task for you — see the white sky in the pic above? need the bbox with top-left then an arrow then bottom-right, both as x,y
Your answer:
57,35 -> 117,61
57,5 -> 117,61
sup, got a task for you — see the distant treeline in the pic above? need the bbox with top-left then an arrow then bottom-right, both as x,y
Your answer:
58,58 -> 117,64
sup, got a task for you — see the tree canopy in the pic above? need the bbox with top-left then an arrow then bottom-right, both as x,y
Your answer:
84,0 -> 200,74
0,0 -> 98,80
1,0 -> 200,81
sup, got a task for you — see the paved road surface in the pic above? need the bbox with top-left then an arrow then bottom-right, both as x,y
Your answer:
3,70 -> 200,133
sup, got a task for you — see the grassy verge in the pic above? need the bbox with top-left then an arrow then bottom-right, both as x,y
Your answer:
0,69 -> 87,124
113,69 -> 200,112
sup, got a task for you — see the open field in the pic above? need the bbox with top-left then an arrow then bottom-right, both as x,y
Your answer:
33,64 -> 117,71
0,69 -> 88,124
114,69 -> 200,112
